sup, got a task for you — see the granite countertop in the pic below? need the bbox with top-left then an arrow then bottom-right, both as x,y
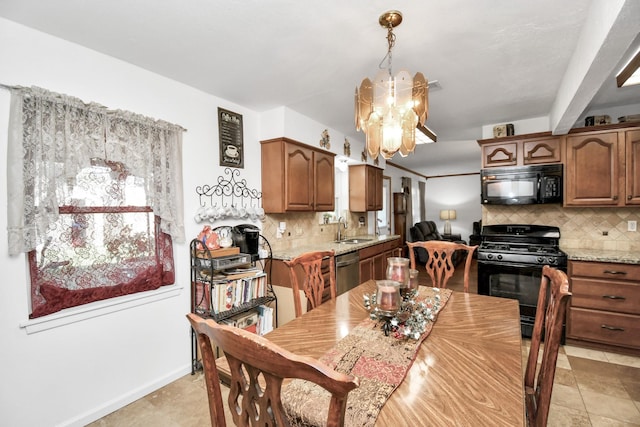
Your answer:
563,248 -> 640,265
271,234 -> 401,260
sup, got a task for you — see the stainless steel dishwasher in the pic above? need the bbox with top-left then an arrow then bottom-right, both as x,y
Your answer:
335,251 -> 360,295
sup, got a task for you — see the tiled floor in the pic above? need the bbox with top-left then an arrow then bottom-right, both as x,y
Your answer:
91,261 -> 640,426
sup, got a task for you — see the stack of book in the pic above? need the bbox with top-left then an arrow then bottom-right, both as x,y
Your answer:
194,272 -> 267,315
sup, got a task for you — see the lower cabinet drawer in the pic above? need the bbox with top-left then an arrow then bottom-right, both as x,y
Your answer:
571,278 -> 640,314
570,261 -> 640,281
568,307 -> 640,349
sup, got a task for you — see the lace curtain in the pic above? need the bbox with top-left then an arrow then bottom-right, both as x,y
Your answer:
7,86 -> 185,255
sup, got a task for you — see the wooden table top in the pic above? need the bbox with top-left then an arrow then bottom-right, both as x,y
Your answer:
216,280 -> 525,426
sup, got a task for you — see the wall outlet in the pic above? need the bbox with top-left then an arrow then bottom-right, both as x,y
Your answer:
628,220 -> 637,232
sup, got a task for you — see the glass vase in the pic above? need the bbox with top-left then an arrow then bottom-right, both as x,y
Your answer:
386,257 -> 410,292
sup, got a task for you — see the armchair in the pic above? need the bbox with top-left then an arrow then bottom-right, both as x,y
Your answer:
408,221 -> 467,266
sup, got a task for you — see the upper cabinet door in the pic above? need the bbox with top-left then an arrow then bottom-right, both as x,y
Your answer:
314,150 -> 335,211
285,143 -> 314,210
626,130 -> 640,205
523,137 -> 561,165
372,166 -> 383,210
565,131 -> 620,206
482,142 -> 518,168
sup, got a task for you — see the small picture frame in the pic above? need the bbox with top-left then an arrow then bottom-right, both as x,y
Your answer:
218,108 -> 244,168
493,124 -> 507,138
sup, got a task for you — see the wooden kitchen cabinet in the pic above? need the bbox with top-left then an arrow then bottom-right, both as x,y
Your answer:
564,127 -> 640,207
349,164 -> 383,211
261,137 -> 335,213
626,129 -> 640,205
478,133 -> 561,168
567,260 -> 640,353
359,238 -> 401,282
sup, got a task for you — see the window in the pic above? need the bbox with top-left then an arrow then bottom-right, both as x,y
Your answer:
7,86 -> 185,318
377,176 -> 391,234
27,160 -> 175,318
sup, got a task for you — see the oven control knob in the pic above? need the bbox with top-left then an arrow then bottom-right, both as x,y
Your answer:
487,254 -> 493,259
497,254 -> 502,260
537,257 -> 544,263
548,257 -> 557,264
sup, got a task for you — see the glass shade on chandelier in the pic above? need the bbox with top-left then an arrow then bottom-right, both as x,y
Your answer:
355,10 -> 430,160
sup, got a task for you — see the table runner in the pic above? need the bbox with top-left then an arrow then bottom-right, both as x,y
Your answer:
281,287 -> 453,427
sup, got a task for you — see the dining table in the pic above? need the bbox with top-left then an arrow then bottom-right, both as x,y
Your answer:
214,280 -> 525,426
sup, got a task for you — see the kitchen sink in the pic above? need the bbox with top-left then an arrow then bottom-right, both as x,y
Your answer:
334,238 -> 373,244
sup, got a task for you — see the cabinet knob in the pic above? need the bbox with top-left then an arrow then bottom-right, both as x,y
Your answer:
628,195 -> 632,200
613,195 -> 618,200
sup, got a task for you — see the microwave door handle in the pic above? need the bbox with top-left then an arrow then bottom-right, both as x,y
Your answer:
536,174 -> 542,201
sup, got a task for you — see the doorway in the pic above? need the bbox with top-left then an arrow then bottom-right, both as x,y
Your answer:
376,176 -> 391,235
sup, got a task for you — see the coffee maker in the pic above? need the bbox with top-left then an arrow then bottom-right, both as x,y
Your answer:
232,224 -> 260,261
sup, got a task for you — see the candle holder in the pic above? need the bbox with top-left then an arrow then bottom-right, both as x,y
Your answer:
375,280 -> 401,316
404,268 -> 419,299
364,286 -> 444,339
386,257 -> 410,298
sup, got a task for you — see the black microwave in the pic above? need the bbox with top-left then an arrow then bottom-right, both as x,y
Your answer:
481,164 -> 563,205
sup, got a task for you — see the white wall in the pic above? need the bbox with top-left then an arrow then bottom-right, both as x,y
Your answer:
425,174 -> 482,242
0,18 -> 263,426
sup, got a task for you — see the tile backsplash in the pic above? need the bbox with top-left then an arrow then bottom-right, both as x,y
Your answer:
482,205 -> 640,252
260,205 -> 640,253
262,211 -> 365,252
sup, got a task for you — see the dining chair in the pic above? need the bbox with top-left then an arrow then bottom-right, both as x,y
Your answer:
187,313 -> 359,427
283,250 -> 336,318
524,265 -> 572,427
406,240 -> 478,292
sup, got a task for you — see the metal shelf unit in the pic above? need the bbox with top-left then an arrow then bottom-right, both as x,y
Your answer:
189,238 -> 276,374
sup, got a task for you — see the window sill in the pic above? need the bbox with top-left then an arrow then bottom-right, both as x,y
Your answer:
19,285 -> 184,334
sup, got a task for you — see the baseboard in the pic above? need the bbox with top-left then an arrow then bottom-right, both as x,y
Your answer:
56,364 -> 192,427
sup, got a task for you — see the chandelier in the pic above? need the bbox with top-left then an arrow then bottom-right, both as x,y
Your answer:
355,10 -> 435,160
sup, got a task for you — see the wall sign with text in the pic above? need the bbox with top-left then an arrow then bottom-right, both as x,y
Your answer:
218,107 -> 244,168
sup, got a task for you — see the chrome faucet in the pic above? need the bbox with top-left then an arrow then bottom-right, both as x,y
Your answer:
336,216 -> 348,241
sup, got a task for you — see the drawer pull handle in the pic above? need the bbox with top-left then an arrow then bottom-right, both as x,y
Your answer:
602,295 -> 626,300
601,324 -> 625,332
603,270 -> 627,275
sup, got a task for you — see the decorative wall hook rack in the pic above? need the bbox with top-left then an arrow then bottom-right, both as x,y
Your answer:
194,168 -> 264,223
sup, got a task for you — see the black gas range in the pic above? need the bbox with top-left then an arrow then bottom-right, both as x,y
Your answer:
477,224 -> 567,267
477,224 -> 567,338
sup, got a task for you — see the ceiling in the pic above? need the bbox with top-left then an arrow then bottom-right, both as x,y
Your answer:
1,0 -> 639,174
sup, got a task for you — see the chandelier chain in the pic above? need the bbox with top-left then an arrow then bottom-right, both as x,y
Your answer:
378,24 -> 396,75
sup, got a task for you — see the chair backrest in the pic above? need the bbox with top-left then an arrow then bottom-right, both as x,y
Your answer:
187,313 -> 359,427
524,265 -> 572,427
283,250 -> 336,318
406,240 -> 477,292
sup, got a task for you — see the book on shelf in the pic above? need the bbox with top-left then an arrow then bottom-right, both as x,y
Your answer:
221,267 -> 262,280
195,273 -> 268,315
257,304 -> 274,335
